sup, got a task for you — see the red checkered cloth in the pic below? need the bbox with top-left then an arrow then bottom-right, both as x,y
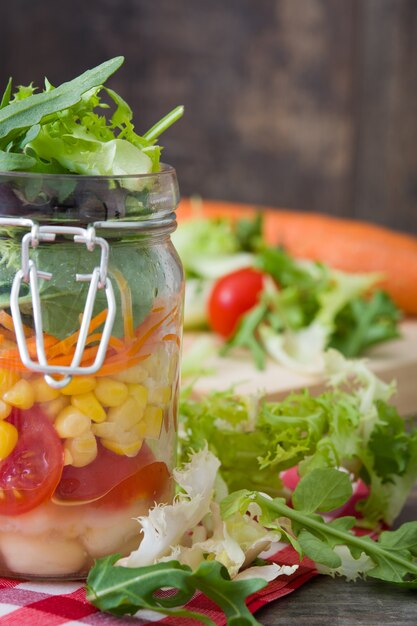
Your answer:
0,547 -> 317,626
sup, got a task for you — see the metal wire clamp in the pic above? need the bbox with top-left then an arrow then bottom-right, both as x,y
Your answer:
0,219 -> 116,389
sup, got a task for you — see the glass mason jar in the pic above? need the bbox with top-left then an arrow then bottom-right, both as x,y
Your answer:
0,166 -> 183,579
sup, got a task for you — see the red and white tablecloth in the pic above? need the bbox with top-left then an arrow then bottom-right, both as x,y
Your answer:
0,546 -> 317,625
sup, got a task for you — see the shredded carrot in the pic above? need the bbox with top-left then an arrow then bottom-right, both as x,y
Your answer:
0,297 -> 179,377
0,329 -> 18,342
128,306 -> 178,357
86,333 -> 126,352
0,357 -> 28,372
46,309 -> 109,358
162,333 -> 181,347
95,353 -> 150,377
46,346 -> 101,368
0,311 -> 32,337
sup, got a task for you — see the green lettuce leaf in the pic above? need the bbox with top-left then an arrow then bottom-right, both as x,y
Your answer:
179,356 -> 417,525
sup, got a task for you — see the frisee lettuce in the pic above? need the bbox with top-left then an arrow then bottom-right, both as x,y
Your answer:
0,57 -> 183,175
179,351 -> 417,526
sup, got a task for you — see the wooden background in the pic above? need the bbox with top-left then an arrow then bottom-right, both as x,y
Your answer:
1,0 -> 416,232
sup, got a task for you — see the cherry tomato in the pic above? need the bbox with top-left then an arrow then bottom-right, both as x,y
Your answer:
94,460 -> 171,508
0,407 -> 64,515
53,441 -> 166,505
208,267 -> 266,338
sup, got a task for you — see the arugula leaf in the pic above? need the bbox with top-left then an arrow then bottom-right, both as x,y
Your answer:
86,555 -> 266,626
0,77 -> 12,109
0,150 -> 36,171
0,57 -> 124,145
292,468 -> 353,514
222,477 -> 417,587
329,290 -> 401,357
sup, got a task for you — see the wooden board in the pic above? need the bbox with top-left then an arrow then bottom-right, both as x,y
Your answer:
182,320 -> 417,416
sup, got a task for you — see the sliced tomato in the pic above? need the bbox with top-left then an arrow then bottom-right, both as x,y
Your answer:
0,407 -> 64,515
208,267 -> 266,338
94,460 -> 171,509
54,441 -> 167,505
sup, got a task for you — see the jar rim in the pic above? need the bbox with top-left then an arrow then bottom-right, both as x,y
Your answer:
0,162 -> 176,182
0,163 -> 180,224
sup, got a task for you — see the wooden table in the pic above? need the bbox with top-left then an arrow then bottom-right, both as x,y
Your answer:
256,484 -> 417,625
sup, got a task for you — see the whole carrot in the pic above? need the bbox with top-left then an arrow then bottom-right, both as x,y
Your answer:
178,198 -> 417,316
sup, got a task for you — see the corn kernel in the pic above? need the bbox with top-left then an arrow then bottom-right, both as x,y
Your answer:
3,379 -> 34,409
101,438 -> 143,457
0,369 -> 20,395
54,406 -> 91,438
31,377 -> 61,403
0,421 -> 18,461
127,384 -> 148,410
112,364 -> 148,384
93,421 -> 146,443
94,378 -> 128,407
92,421 -> 120,441
107,397 -> 144,430
64,431 -> 97,467
143,405 -> 164,439
148,386 -> 171,405
0,400 -> 11,420
71,392 -> 106,423
61,377 -> 96,396
40,395 -> 70,419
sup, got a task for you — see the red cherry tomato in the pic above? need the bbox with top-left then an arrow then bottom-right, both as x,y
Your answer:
0,407 -> 64,515
208,267 -> 266,338
94,460 -> 171,509
54,441 -> 166,505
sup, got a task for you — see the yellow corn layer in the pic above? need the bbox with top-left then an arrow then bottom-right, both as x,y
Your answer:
94,378 -> 128,407
92,420 -> 146,444
101,438 -> 143,457
3,379 -> 34,410
31,377 -> 61,403
0,421 -> 18,461
143,405 -> 164,439
40,395 -> 70,419
148,386 -> 171,405
61,377 -> 96,396
54,406 -> 91,438
71,392 -> 106,423
64,431 -> 98,468
127,384 -> 148,411
0,369 -> 20,395
0,349 -> 176,465
106,397 -> 144,430
0,400 -> 12,421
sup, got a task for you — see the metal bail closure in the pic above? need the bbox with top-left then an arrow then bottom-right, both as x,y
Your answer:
9,224 -> 116,389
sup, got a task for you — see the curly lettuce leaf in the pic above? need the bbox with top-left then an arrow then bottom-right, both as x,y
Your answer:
0,58 -> 183,175
179,354 -> 417,526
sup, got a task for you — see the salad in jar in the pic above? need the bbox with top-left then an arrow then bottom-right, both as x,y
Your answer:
0,57 -> 184,578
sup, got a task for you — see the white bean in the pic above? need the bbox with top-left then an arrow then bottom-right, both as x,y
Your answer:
81,517 -> 140,558
0,532 -> 87,577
